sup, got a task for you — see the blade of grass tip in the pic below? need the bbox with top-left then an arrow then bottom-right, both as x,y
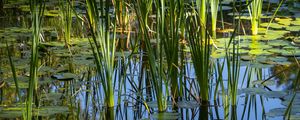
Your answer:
5,39 -> 21,98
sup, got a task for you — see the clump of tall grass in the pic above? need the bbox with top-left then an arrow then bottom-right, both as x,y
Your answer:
186,12 -> 211,104
85,0 -> 116,108
133,0 -> 168,112
59,0 -> 73,49
154,0 -> 184,100
27,0 -> 45,119
248,0 -> 263,35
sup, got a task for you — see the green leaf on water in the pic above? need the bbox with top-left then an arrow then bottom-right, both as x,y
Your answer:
152,112 -> 180,120
33,106 -> 69,116
286,26 -> 300,31
252,80 -> 276,86
176,100 -> 200,108
260,23 -> 286,29
275,18 -> 293,26
52,73 -> 77,81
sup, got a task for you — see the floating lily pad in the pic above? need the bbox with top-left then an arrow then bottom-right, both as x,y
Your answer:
152,112 -> 180,120
275,18 -> 292,26
41,42 -> 65,47
239,87 -> 286,98
260,23 -> 286,29
177,100 -> 199,108
52,73 -> 77,81
33,106 -> 69,116
291,18 -> 300,26
286,26 -> 300,31
266,106 -> 300,118
147,101 -> 172,108
211,50 -> 226,58
0,108 -> 23,118
267,40 -> 290,47
249,49 -> 272,55
252,80 -> 276,86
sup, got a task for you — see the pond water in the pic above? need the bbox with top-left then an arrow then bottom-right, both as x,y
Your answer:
0,0 -> 300,120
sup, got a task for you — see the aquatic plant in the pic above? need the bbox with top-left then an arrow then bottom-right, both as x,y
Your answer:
210,0 -> 219,39
248,0 -> 263,35
59,0 -> 73,49
85,0 -> 116,108
154,0 -> 184,100
5,40 -> 20,98
133,0 -> 168,112
196,0 -> 207,42
186,13 -> 211,103
27,0 -> 45,119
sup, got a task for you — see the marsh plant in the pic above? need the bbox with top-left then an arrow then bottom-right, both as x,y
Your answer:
248,0 -> 263,35
154,0 -> 185,100
59,0 -> 73,49
27,0 -> 45,119
85,0 -> 117,108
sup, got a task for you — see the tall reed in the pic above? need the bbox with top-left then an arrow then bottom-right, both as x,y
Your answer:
133,0 -> 168,112
86,0 -> 116,108
196,0 -> 207,42
248,0 -> 263,35
210,0 -> 219,39
154,0 -> 184,99
27,0 -> 45,119
186,13 -> 211,103
59,0 -> 73,48
6,40 -> 20,98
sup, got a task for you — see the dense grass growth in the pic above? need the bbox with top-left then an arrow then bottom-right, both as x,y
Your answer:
27,0 -> 45,119
1,0 -> 300,119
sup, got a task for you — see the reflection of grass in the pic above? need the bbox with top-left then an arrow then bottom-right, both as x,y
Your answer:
27,0 -> 45,119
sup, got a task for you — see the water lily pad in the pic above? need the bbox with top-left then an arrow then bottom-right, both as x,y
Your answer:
0,108 -> 23,118
176,100 -> 199,108
267,40 -> 290,47
211,51 -> 226,58
249,49 -> 272,55
260,23 -> 286,29
34,106 -> 69,116
266,106 -> 300,118
275,18 -> 292,26
240,87 -> 286,98
52,73 -> 77,81
252,80 -> 276,86
286,26 -> 300,31
147,101 -> 172,108
41,42 -> 65,47
291,18 -> 300,26
152,112 -> 180,120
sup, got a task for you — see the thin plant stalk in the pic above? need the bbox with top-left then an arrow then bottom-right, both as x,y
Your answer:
5,40 -> 20,98
27,0 -> 45,119
86,0 -> 116,108
210,0 -> 219,39
186,14 -> 210,103
248,0 -> 263,35
133,0 -> 167,112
